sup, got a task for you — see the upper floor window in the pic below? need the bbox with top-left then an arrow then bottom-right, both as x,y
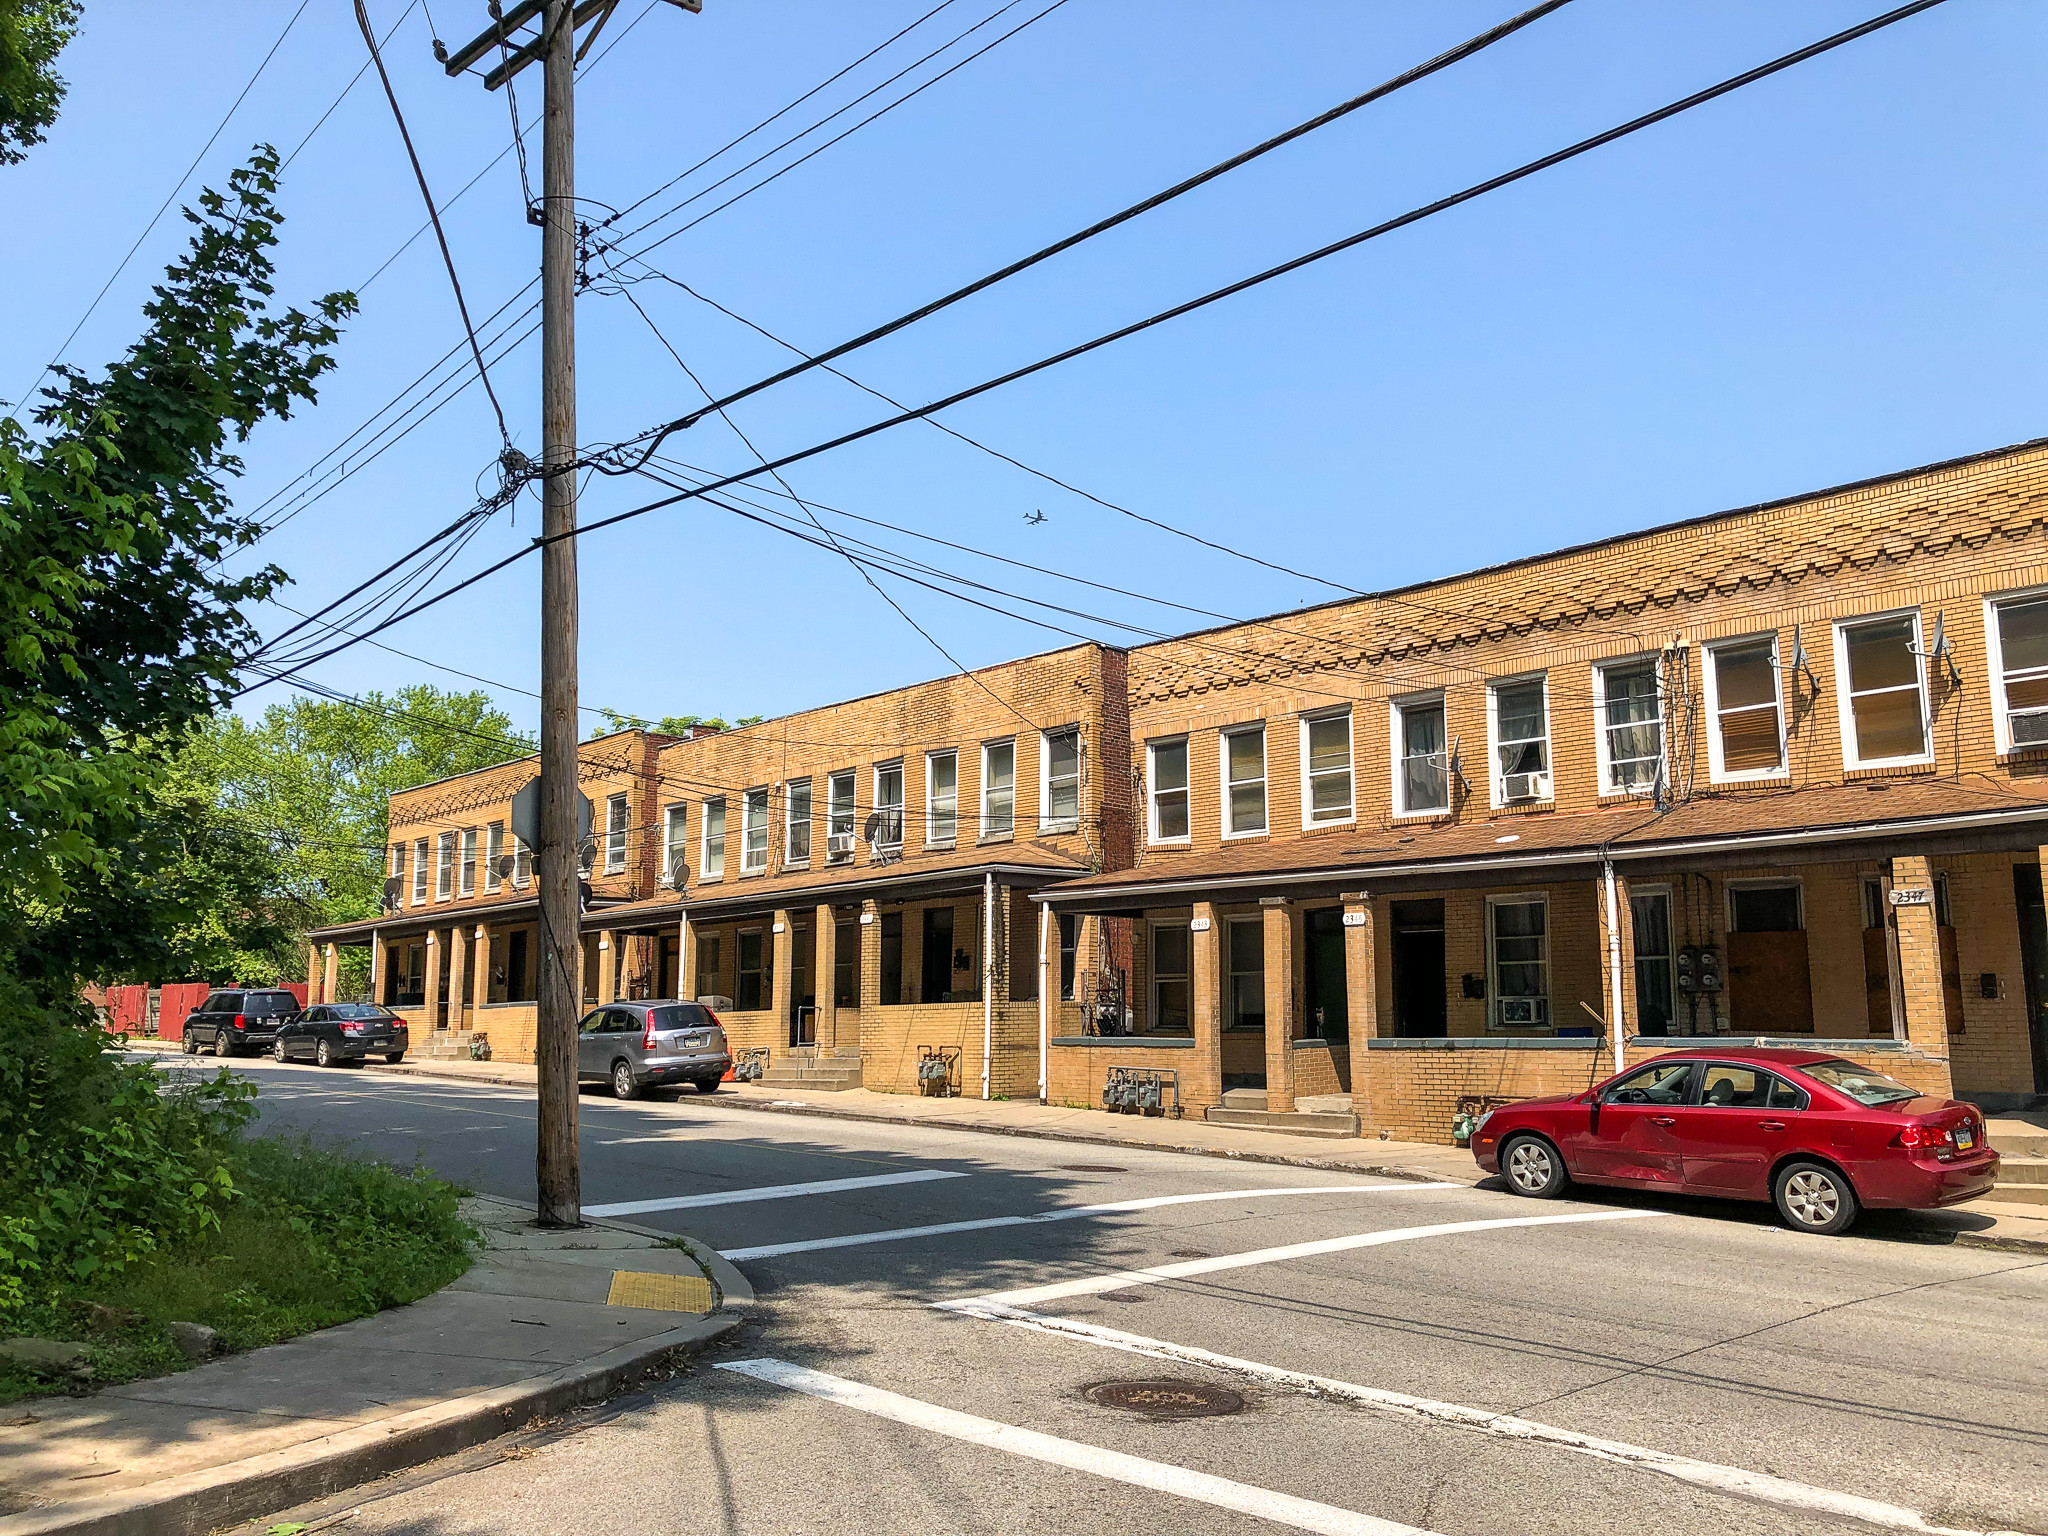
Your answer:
1490,677 -> 1550,804
1708,637 -> 1785,780
412,838 -> 428,904
1301,710 -> 1352,825
742,787 -> 770,872
436,831 -> 456,900
785,778 -> 812,865
1598,660 -> 1663,793
1223,725 -> 1267,836
1834,613 -> 1930,768
459,827 -> 478,897
484,822 -> 504,893
390,843 -> 404,879
1042,728 -> 1080,832
1148,738 -> 1189,842
926,751 -> 957,844
701,797 -> 726,879
1395,697 -> 1448,815
662,804 -> 687,886
981,740 -> 1015,838
1992,594 -> 2048,750
827,771 -> 855,861
512,831 -> 532,888
604,793 -> 629,874
874,762 -> 904,849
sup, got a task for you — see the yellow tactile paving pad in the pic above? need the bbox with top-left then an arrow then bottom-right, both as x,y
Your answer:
606,1269 -> 714,1313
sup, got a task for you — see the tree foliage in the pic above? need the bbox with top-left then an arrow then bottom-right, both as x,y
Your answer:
591,706 -> 763,738
0,0 -> 79,165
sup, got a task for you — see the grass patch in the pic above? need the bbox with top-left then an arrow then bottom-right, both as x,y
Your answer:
0,1135 -> 475,1402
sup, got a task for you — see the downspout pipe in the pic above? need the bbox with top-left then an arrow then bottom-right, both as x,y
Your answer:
982,871 -> 995,1100
1603,854 -> 1627,1075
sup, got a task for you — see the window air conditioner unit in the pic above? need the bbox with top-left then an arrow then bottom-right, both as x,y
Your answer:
1498,997 -> 1546,1026
827,832 -> 855,858
1500,771 -> 1547,802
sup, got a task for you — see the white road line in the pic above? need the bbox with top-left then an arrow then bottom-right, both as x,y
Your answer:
716,1357 -> 1444,1536
939,1209 -> 1658,1309
945,1307 -> 2020,1536
584,1168 -> 965,1217
720,1183 -> 1460,1261
597,1134 -> 698,1145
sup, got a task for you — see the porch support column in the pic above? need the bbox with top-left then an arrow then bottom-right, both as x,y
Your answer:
305,945 -> 321,1004
859,900 -> 883,1012
473,924 -> 492,1012
446,925 -> 468,1032
814,904 -> 838,1050
1889,853 -> 1951,1058
597,930 -> 617,1004
322,943 -> 339,1005
424,929 -> 443,1030
1190,901 -> 1225,1111
772,910 -> 794,1038
1262,897 -> 1299,1113
679,914 -> 697,1001
369,928 -> 381,1005
1342,891 -> 1378,1079
1596,864 -> 1637,1072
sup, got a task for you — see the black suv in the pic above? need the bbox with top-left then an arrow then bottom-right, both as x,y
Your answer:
181,989 -> 301,1057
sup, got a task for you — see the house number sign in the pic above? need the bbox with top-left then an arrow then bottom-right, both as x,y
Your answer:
1889,888 -> 1933,906
1342,911 -> 1367,927
1189,917 -> 1212,932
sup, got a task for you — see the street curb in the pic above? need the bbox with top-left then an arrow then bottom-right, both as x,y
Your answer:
0,1313 -> 741,1536
588,1217 -> 756,1307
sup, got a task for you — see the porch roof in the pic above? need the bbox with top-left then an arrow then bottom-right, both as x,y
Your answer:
305,891 -> 634,946
1037,775 -> 2048,909
586,839 -> 1090,932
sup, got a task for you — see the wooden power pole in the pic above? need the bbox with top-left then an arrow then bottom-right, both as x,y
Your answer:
440,0 -> 700,1228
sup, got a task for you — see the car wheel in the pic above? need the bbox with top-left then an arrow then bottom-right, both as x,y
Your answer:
182,1031 -> 199,1055
385,1051 -> 406,1065
273,1038 -> 288,1061
316,1038 -> 334,1068
1773,1160 -> 1859,1236
611,1061 -> 640,1100
213,1029 -> 233,1059
692,1077 -> 721,1095
1500,1134 -> 1569,1199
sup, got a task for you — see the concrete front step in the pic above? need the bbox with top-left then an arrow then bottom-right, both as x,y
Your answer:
758,1065 -> 864,1091
1204,1106 -> 1360,1139
422,1031 -> 480,1060
1992,1155 -> 2048,1185
1989,1134 -> 2048,1158
1988,1183 -> 2048,1206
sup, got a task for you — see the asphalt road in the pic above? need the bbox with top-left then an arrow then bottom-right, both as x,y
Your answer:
170,1055 -> 2048,1536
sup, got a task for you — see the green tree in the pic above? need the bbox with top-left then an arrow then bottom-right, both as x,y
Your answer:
590,707 -> 763,738
0,0 -> 79,165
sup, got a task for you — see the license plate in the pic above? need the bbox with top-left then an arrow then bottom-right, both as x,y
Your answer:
1955,1127 -> 1976,1151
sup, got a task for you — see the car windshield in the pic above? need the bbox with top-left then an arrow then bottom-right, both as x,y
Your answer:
1801,1059 -> 1922,1106
649,1004 -> 716,1030
331,1005 -> 395,1020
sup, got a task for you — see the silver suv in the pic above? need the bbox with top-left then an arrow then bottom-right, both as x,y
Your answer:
577,1001 -> 732,1100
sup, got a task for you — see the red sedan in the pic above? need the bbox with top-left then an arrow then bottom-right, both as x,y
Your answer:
1470,1047 -> 1999,1235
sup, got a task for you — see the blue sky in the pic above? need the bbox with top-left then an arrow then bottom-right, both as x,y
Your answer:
4,0 -> 2042,733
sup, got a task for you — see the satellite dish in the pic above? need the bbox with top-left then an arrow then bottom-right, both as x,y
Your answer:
495,854 -> 517,882
862,811 -> 884,843
577,838 -> 597,874
667,851 -> 689,889
577,879 -> 592,913
382,876 -> 402,913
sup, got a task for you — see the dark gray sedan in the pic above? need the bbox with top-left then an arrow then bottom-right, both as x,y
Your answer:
577,1001 -> 731,1099
274,1003 -> 410,1067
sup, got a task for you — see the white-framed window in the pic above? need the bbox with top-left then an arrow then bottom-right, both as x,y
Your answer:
411,838 -> 429,904
1707,635 -> 1787,781
459,827 -> 478,897
1041,727 -> 1081,832
661,804 -> 687,886
1148,737 -> 1189,843
1596,659 -> 1664,794
1989,591 -> 2048,752
1226,917 -> 1264,1030
1486,894 -> 1548,1029
435,831 -> 456,901
981,739 -> 1016,838
603,793 -> 629,874
785,778 -> 812,866
1489,675 -> 1550,804
1833,611 -> 1931,768
701,797 -> 726,879
827,770 -> 855,861
741,787 -> 770,873
512,831 -> 532,888
1150,921 -> 1191,1035
926,751 -> 957,844
873,762 -> 904,849
1222,724 -> 1267,837
390,842 -> 404,879
1300,709 -> 1352,826
1392,695 -> 1449,816
484,822 -> 504,893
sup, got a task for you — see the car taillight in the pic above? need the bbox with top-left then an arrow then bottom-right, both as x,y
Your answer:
705,1009 -> 723,1030
1892,1124 -> 1952,1150
232,1013 -> 246,1030
643,1017 -> 659,1049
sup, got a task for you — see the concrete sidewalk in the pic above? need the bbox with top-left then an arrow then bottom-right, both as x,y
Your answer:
290,1046 -> 2048,1254
0,1197 -> 748,1536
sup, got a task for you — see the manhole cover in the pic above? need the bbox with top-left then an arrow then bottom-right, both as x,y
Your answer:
1084,1379 -> 1244,1418
1059,1164 -> 1127,1173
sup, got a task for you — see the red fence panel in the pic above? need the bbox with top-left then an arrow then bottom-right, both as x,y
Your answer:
158,983 -> 210,1043
105,985 -> 147,1034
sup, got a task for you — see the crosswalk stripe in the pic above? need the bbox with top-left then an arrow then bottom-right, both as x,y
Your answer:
585,1167 -> 964,1216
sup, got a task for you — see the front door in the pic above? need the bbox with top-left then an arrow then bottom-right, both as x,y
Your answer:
575,1009 -> 611,1080
1391,900 -> 1446,1038
1304,908 -> 1347,1041
1568,1058 -> 1696,1185
2012,865 -> 2048,1093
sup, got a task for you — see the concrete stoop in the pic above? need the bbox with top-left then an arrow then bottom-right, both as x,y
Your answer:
1988,1119 -> 2048,1206
421,1031 -> 482,1061
758,1049 -> 864,1091
1204,1106 -> 1362,1139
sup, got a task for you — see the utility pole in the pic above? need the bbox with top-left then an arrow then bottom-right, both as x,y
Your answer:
440,0 -> 700,1228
